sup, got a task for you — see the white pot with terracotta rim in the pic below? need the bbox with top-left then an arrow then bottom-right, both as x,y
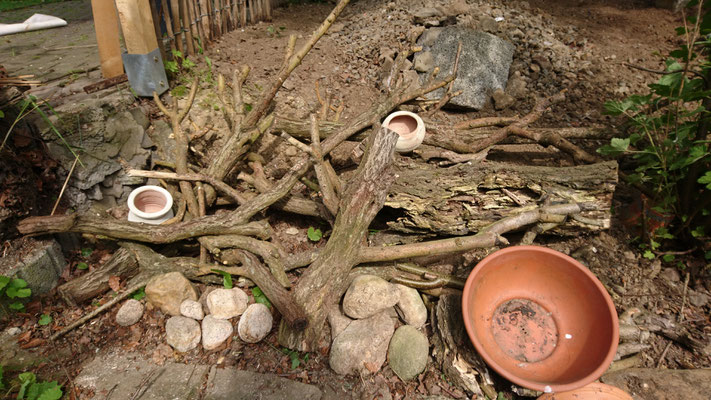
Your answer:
127,185 -> 174,225
382,111 -> 426,153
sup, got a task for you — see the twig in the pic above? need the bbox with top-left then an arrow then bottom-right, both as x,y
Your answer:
51,280 -> 148,340
508,125 -> 600,164
279,131 -> 313,155
423,41 -> 462,116
310,114 -> 339,215
127,169 -> 248,205
678,272 -> 690,323
51,156 -> 79,215
454,116 -> 519,130
394,263 -> 465,289
197,183 -> 208,264
656,342 -> 673,368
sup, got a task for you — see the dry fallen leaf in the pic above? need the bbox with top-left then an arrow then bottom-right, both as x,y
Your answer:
108,276 -> 122,292
20,338 -> 45,349
16,330 -> 32,343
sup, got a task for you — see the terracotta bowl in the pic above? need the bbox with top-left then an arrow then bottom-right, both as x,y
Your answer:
537,382 -> 633,400
461,246 -> 619,393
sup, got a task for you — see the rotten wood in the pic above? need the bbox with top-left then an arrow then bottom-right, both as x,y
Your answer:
385,160 -> 618,235
58,247 -> 139,305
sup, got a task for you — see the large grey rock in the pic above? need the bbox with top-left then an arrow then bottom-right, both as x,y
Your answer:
0,239 -> 66,298
237,303 -> 273,343
202,315 -> 233,350
414,27 -> 514,110
145,272 -> 198,316
602,368 -> 711,400
328,307 -> 353,340
180,299 -> 205,320
115,299 -> 144,326
75,352 -> 208,399
388,325 -> 429,381
342,275 -> 400,319
206,288 -> 248,319
329,311 -> 395,375
204,366 -> 322,400
165,316 -> 201,352
395,284 -> 427,328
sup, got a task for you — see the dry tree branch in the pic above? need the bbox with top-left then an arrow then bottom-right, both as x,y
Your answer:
127,169 -> 248,204
310,114 -> 339,215
453,116 -> 520,130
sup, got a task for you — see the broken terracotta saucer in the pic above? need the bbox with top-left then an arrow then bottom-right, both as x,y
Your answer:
461,245 -> 619,393
537,382 -> 633,400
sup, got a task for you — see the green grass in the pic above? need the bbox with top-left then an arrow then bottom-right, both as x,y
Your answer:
0,0 -> 70,12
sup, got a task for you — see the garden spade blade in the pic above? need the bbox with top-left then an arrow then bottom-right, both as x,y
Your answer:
121,47 -> 168,97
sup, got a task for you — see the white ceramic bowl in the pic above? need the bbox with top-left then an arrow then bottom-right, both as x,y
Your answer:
383,111 -> 426,153
127,185 -> 174,225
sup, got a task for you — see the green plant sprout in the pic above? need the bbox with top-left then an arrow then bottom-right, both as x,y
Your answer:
0,276 -> 31,313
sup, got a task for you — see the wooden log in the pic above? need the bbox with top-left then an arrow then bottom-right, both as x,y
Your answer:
148,0 -> 167,59
179,0 -> 195,55
198,0 -> 211,42
169,0 -> 185,54
90,0 -> 124,78
278,126 -> 399,351
160,0 -> 177,52
385,160 -> 618,235
115,0 -> 160,54
17,214 -> 271,244
58,247 -> 139,305
189,0 -> 206,51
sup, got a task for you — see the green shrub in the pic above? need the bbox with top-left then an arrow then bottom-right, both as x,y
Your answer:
599,1 -> 711,256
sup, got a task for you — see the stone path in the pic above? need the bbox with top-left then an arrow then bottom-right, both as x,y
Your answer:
75,352 -> 323,400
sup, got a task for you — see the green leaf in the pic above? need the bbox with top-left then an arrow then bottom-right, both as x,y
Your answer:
307,227 -> 322,242
662,254 -> 675,262
9,302 -> 25,311
131,287 -> 146,300
36,385 -> 62,400
9,278 -> 28,289
252,286 -> 272,308
0,110 -> 4,118
691,226 -> 705,238
81,247 -> 93,257
38,314 -> 52,326
7,287 -> 31,299
76,262 -> 88,270
27,381 -> 62,400
0,275 -> 9,291
18,372 -> 36,400
705,250 -> 711,260
0,365 -> 5,390
699,171 -> 711,189
244,103 -> 253,112
211,269 -> 233,289
182,58 -> 196,70
610,138 -> 630,152
165,60 -> 179,74
204,56 -> 212,68
171,49 -> 183,59
643,250 -> 655,260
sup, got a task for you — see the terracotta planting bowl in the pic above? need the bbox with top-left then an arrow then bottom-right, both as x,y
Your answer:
462,246 -> 619,393
537,382 -> 633,400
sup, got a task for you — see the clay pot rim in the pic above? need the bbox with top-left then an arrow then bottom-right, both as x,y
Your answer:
382,110 -> 425,152
127,185 -> 174,220
461,245 -> 620,393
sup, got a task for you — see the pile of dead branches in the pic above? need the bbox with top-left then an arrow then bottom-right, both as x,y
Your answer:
17,0 -> 616,352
